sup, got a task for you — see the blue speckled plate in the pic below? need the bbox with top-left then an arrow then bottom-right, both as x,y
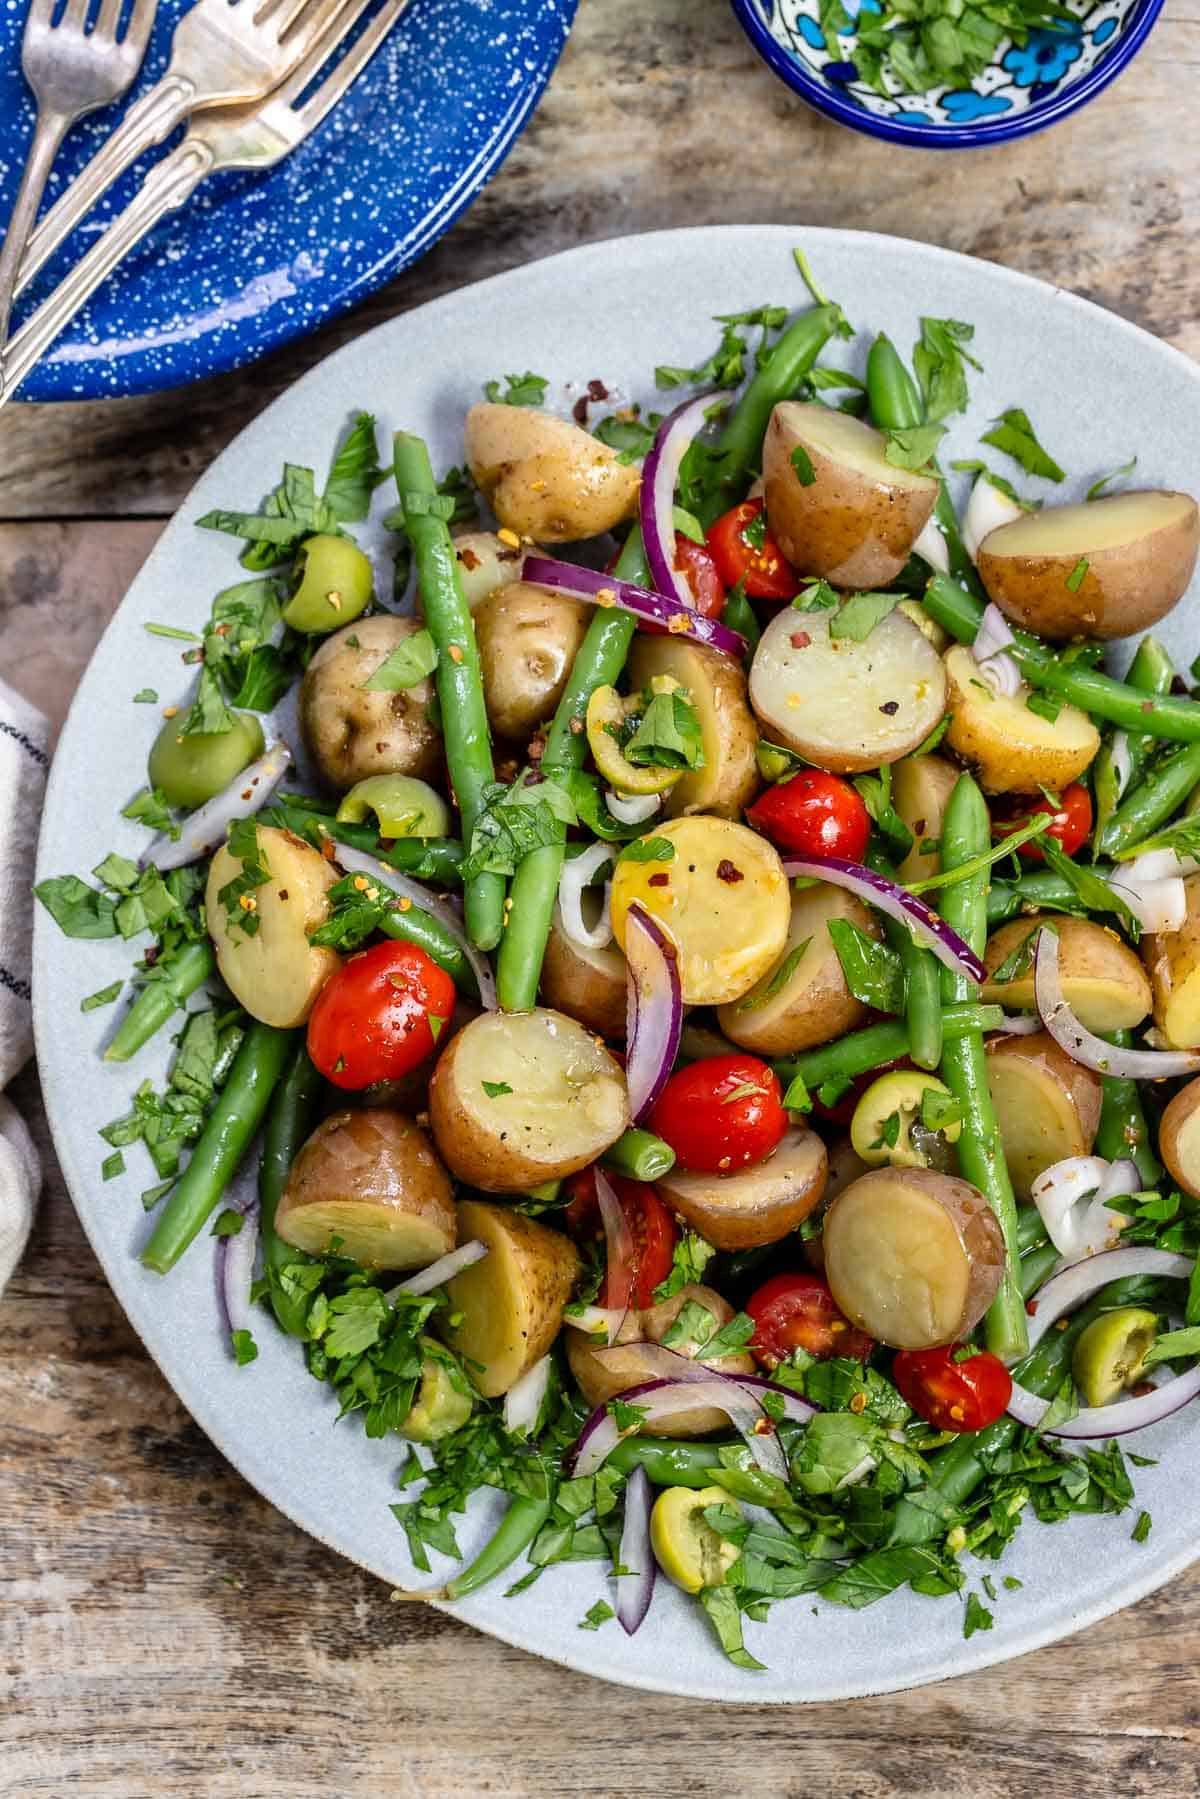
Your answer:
0,0 -> 575,401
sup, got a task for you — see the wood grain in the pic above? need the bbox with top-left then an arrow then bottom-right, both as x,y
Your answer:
3,0 -> 1200,1788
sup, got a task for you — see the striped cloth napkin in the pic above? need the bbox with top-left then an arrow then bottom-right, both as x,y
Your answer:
0,675 -> 47,1295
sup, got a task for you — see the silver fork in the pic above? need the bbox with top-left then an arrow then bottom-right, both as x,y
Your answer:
0,0 -> 157,385
13,0 -> 364,305
1,0 -> 408,403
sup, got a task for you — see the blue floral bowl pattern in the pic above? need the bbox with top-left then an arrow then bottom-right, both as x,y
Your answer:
730,0 -> 1162,146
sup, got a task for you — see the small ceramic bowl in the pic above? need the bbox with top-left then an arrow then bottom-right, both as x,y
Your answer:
730,0 -> 1163,147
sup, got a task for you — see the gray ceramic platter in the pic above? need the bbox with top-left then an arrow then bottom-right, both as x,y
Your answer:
35,226 -> 1200,1703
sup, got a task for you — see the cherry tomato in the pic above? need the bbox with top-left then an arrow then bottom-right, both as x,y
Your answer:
745,1272 -> 874,1366
991,782 -> 1092,863
673,532 -> 726,619
306,940 -> 455,1091
648,1053 -> 787,1174
561,1169 -> 678,1309
705,499 -> 796,601
747,769 -> 871,863
892,1345 -> 1013,1432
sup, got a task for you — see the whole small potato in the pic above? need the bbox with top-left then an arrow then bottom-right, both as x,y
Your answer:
300,615 -> 441,793
566,1284 -> 757,1437
944,645 -> 1099,794
985,1030 -> 1102,1199
474,581 -> 589,741
983,915 -> 1152,1032
206,825 -> 340,1027
627,635 -> 760,819
449,529 -> 533,610
465,404 -> 640,543
276,1109 -> 456,1269
655,1125 -> 828,1250
540,903 -> 627,1039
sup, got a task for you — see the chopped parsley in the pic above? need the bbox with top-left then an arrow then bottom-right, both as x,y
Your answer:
482,1081 -> 513,1099
483,371 -> 549,407
980,407 -> 1066,482
790,444 -> 816,485
1064,557 -> 1090,593
360,628 -> 439,691
579,1600 -> 615,1630
618,835 -> 676,864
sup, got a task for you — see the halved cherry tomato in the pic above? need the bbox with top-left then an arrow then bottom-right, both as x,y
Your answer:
306,940 -> 455,1090
674,532 -> 726,619
892,1344 -> 1013,1432
991,782 -> 1092,862
705,499 -> 796,600
745,1271 -> 874,1366
561,1169 -> 678,1309
648,1053 -> 787,1174
748,769 -> 871,862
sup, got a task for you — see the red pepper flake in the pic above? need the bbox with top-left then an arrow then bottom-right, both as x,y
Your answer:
144,945 -> 160,967
448,644 -> 464,664
457,546 -> 481,571
572,395 -> 589,425
278,889 -> 289,902
1141,700 -> 1155,713
716,860 -> 744,884
752,1416 -> 775,1437
587,378 -> 609,402
879,700 -> 900,716
790,630 -> 811,650
648,872 -> 670,888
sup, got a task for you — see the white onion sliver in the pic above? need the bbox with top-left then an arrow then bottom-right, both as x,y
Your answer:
991,1012 -> 1043,1036
568,1376 -> 787,1481
335,842 -> 497,1010
781,855 -> 987,983
387,1240 -> 488,1301
615,1465 -> 656,1636
503,1354 -> 552,1436
216,1201 -> 260,1345
1034,927 -> 1200,1078
975,650 -> 1023,699
557,842 -> 616,950
1030,1154 -> 1132,1264
972,600 -> 1018,661
1022,1245 -> 1194,1353
641,394 -> 728,608
606,789 -> 663,826
1008,1364 -> 1200,1441
963,484 -> 1024,565
624,901 -> 684,1122
912,516 -> 950,575
1108,731 -> 1133,803
143,741 -> 293,872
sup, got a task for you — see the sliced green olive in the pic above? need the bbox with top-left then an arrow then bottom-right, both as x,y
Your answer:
282,533 -> 374,634
585,684 -> 679,797
649,1485 -> 741,1594
147,708 -> 265,809
335,774 -> 451,839
1071,1306 -> 1160,1408
850,1070 -> 962,1170
401,1342 -> 474,1442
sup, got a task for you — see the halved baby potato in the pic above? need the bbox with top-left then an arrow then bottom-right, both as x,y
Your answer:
627,635 -> 760,819
1160,1077 -> 1200,1201
438,1198 -> 579,1397
566,1284 -> 757,1437
983,915 -> 1153,1032
1143,873 -> 1200,1049
749,602 -> 946,774
275,1109 -> 456,1269
428,1007 -> 629,1191
655,1125 -> 827,1250
464,404 -> 640,543
609,816 -> 791,1006
977,490 -> 1200,640
301,615 -> 442,793
205,825 -> 340,1028
716,880 -> 880,1056
822,1168 -> 1005,1350
449,528 -> 533,610
944,644 -> 1100,795
892,752 -> 961,884
985,1030 -> 1102,1200
474,581 -> 590,741
539,900 -> 627,1039
762,401 -> 939,589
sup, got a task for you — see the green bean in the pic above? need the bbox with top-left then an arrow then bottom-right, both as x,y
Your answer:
1016,1202 -> 1049,1255
695,305 -> 843,526
377,906 -> 478,1000
103,940 -> 215,1062
937,774 -> 1027,1363
721,584 -> 760,657
141,1023 -> 294,1275
878,887 -> 942,1072
443,1492 -> 553,1600
1098,741 -> 1200,860
602,1127 -> 677,1183
1096,1029 -> 1163,1186
923,574 -> 1200,743
1019,1240 -> 1059,1300
211,1022 -> 245,1089
258,1040 -> 324,1339
393,432 -> 505,950
773,1002 -> 1006,1092
494,532 -> 647,1013
1093,637 -> 1174,844
608,1438 -> 725,1489
264,802 -> 464,885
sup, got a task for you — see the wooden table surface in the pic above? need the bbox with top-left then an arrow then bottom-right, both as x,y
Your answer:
3,0 -> 1199,1790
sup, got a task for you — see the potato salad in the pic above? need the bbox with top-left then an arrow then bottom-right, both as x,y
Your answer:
38,252 -> 1200,1667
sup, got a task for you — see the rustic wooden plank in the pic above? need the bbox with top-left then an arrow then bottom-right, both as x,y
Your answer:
0,0 -> 1196,520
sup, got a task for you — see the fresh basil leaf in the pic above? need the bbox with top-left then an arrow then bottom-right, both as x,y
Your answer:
651,1231 -> 717,1303
697,1585 -> 766,1671
593,409 -> 659,463
912,317 -> 982,423
1143,1325 -> 1200,1368
963,1591 -> 994,1638
323,412 -> 386,522
1038,837 -> 1139,939
1087,455 -> 1137,502
178,666 -> 236,738
624,691 -> 705,771
483,371 -> 549,407
829,591 -> 903,642
618,835 -> 676,864
827,917 -> 905,1013
980,408 -> 1066,482
885,424 -> 945,472
34,876 -> 118,939
361,628 -> 439,691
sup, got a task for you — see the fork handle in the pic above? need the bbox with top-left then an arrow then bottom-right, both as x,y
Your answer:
15,75 -> 197,303
0,108 -> 71,379
1,137 -> 212,405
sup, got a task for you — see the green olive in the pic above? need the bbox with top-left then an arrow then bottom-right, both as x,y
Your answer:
585,684 -> 679,797
281,533 -> 373,634
1071,1307 -> 1159,1408
649,1485 -> 741,1595
850,1070 -> 962,1170
147,708 -> 265,809
401,1342 -> 474,1442
335,774 -> 451,839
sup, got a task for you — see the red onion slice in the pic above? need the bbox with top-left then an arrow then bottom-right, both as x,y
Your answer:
640,393 -> 727,607
1034,927 -> 1200,1078
780,856 -> 987,983
524,555 -> 747,661
615,1464 -> 656,1636
386,1240 -> 488,1301
624,902 -> 683,1122
1008,1364 -> 1200,1441
1021,1244 -> 1194,1353
143,741 -> 293,872
503,1353 -> 552,1437
215,1200 -> 259,1349
592,1342 -> 819,1425
595,1168 -> 636,1324
567,1376 -> 788,1481
335,842 -> 497,1011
